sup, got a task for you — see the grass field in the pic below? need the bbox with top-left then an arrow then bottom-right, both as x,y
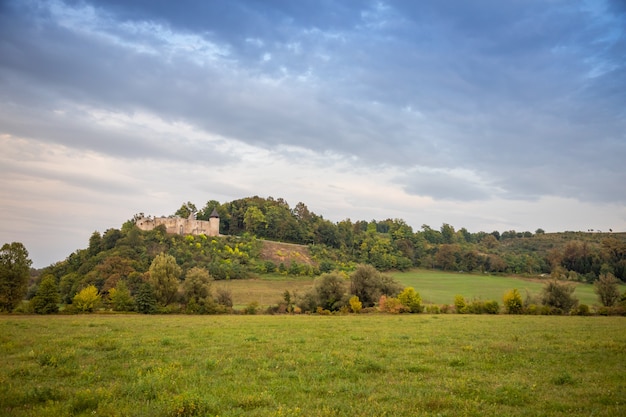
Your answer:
390,270 -> 605,306
217,269 -> 615,309
1,315 -> 624,416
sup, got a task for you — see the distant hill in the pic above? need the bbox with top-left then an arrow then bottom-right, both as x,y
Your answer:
32,196 -> 624,306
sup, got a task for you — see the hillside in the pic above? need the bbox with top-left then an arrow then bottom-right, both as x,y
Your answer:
24,195 -> 624,312
258,240 -> 315,267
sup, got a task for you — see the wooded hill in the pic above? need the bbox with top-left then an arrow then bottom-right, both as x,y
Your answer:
35,195 -> 625,304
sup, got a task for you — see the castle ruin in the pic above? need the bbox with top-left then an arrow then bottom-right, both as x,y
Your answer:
135,208 -> 221,237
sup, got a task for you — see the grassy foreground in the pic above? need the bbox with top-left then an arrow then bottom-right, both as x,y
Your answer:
1,315 -> 624,417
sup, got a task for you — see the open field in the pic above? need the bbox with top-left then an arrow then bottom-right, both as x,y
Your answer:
217,270 -> 619,308
390,270 -> 607,306
1,315 -> 624,416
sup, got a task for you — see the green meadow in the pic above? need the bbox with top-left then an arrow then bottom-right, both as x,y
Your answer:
1,315 -> 624,416
216,270 -> 612,309
390,270 -> 603,306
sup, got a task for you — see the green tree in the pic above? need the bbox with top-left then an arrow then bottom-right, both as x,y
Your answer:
594,273 -> 621,307
349,264 -> 402,308
313,272 -> 347,311
503,289 -> 523,314
0,242 -> 33,312
176,201 -> 198,218
148,253 -> 181,306
541,280 -> 578,313
31,275 -> 60,314
243,206 -> 267,236
182,267 -> 212,304
135,283 -> 157,314
73,285 -> 101,312
398,287 -> 423,313
109,281 -> 135,311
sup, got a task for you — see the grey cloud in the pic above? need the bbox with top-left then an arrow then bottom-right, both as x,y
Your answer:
1,0 -> 625,206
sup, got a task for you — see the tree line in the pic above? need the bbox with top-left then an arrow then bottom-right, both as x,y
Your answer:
1,195 -> 625,314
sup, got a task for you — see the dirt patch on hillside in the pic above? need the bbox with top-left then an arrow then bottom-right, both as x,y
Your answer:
259,240 -> 316,266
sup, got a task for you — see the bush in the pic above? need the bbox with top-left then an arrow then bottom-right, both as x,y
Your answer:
425,304 -> 440,314
484,300 -> 500,314
215,288 -> 233,308
574,304 -> 591,316
350,265 -> 402,308
454,295 -> 468,314
398,287 -> 423,313
541,280 -> 578,314
378,295 -> 407,314
349,295 -> 362,313
244,301 -> 259,315
72,285 -> 101,313
594,273 -> 621,307
109,281 -> 135,312
503,289 -> 523,314
312,272 -> 347,311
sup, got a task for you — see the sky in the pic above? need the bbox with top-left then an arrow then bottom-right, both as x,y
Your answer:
1,0 -> 625,268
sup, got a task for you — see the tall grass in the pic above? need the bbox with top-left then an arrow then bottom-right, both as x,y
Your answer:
1,315 -> 624,416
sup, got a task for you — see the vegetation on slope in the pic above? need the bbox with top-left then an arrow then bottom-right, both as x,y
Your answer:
1,195 -> 626,314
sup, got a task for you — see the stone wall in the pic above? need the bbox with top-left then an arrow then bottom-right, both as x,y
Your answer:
135,215 -> 220,236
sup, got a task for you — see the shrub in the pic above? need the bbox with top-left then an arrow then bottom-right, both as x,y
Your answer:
109,281 -> 135,312
379,296 -> 407,314
215,288 -> 233,308
440,304 -> 452,314
574,304 -> 591,316
349,295 -> 362,313
350,265 -> 402,308
594,273 -> 621,307
313,272 -> 347,311
425,304 -> 440,314
503,289 -> 523,314
398,287 -> 423,313
244,301 -> 259,315
73,285 -> 101,313
485,300 -> 500,314
454,295 -> 468,314
541,280 -> 579,314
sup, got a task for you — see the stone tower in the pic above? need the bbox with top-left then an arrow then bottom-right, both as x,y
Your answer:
208,208 -> 220,236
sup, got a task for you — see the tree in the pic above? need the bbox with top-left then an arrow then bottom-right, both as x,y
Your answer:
176,201 -> 198,218
73,285 -> 101,312
243,206 -> 267,236
109,281 -> 135,311
148,253 -> 181,306
313,272 -> 347,311
398,287 -> 423,313
135,283 -> 157,314
541,280 -> 578,313
182,267 -> 212,304
31,275 -> 60,314
349,264 -> 402,308
0,242 -> 33,312
594,273 -> 621,307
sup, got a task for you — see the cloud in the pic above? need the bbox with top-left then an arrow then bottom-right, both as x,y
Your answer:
0,0 -> 625,266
